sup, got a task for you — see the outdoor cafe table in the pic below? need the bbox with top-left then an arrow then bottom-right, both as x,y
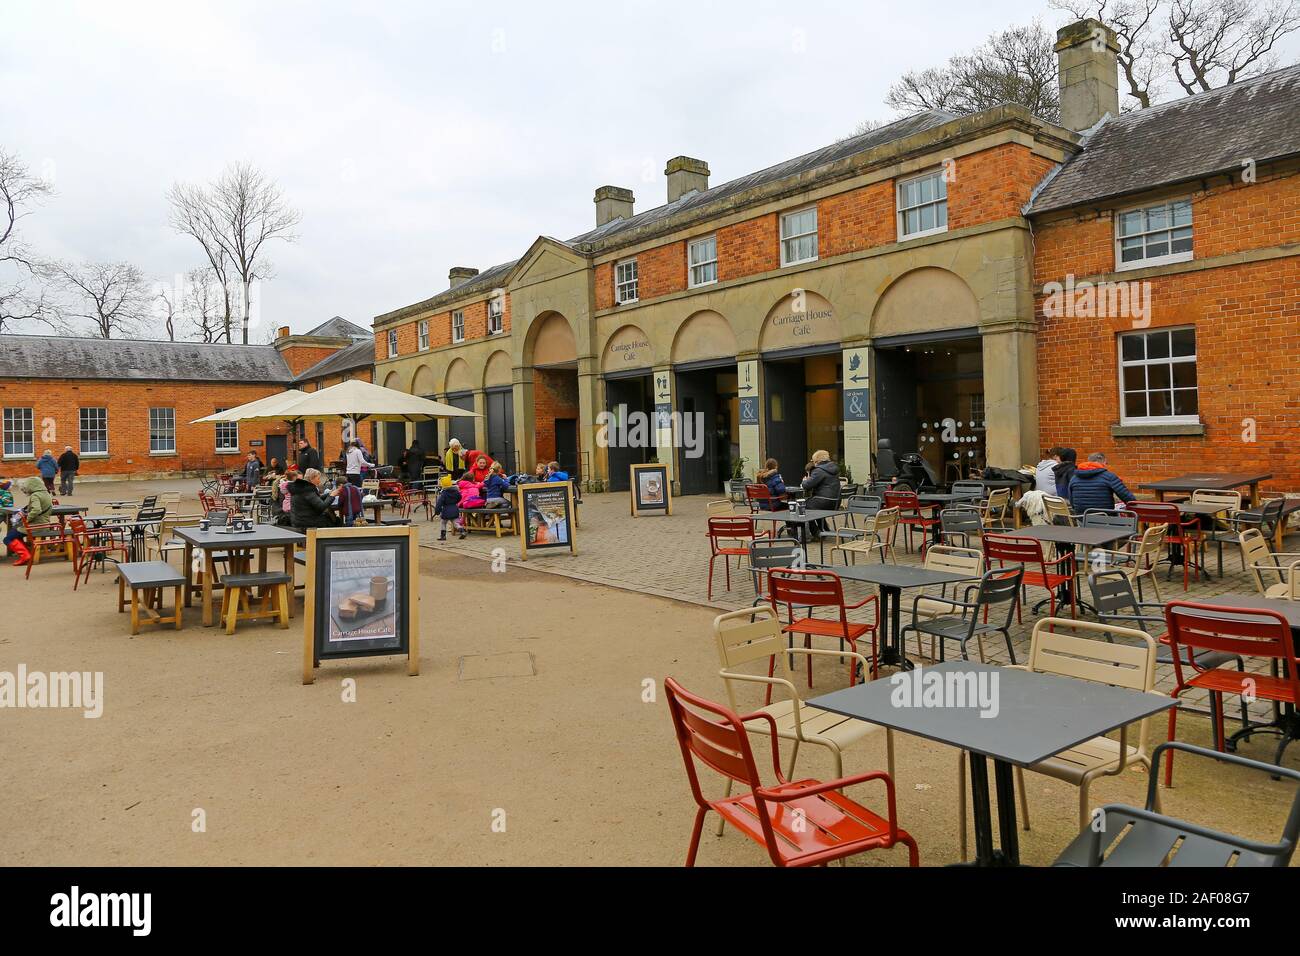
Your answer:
1139,472 -> 1272,507
173,525 -> 305,626
918,492 -> 981,542
810,660 -> 1176,866
809,562 -> 980,671
749,508 -> 842,549
1008,525 -> 1132,613
94,500 -> 138,511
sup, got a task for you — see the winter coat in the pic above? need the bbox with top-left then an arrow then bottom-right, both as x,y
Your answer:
465,452 -> 494,485
801,461 -> 842,508
296,444 -> 322,473
19,477 -> 53,525
458,478 -> 485,509
1034,459 -> 1058,493
288,477 -> 335,529
36,453 -> 58,479
57,450 -> 79,473
335,482 -> 364,522
481,474 -> 509,500
443,448 -> 468,476
1053,449 -> 1078,499
0,485 -> 12,510
243,459 -> 262,487
404,445 -> 427,479
1068,462 -> 1136,513
756,470 -> 787,510
434,484 -> 462,520
344,446 -> 372,476
546,470 -> 570,483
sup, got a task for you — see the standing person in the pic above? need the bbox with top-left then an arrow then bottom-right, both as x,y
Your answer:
433,478 -> 464,540
289,468 -> 336,530
242,451 -> 263,489
344,440 -> 373,486
57,445 -> 80,496
1068,452 -> 1136,512
404,439 -> 427,483
1035,448 -> 1062,494
296,437 -> 322,474
36,450 -> 58,494
443,438 -> 468,480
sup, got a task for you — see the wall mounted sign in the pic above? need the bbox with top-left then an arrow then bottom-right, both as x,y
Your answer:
739,396 -> 759,425
518,481 -> 577,559
603,326 -> 653,370
629,462 -> 672,517
843,388 -> 871,423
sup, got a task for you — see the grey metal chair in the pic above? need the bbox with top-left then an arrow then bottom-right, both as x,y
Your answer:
898,566 -> 1023,665
939,507 -> 983,548
1055,742 -> 1300,867
949,480 -> 985,500
747,535 -> 804,606
817,495 -> 882,562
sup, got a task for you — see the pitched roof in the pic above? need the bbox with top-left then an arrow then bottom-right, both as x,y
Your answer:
304,316 -> 370,340
374,258 -> 517,323
293,337 -> 375,384
0,334 -> 292,383
1028,65 -> 1300,214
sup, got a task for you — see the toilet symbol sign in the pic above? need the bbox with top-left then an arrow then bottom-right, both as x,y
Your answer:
843,388 -> 870,422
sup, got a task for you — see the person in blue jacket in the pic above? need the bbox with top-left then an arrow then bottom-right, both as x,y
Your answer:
481,462 -> 510,507
36,449 -> 58,493
755,458 -> 787,510
1068,452 -> 1135,512
546,461 -> 570,482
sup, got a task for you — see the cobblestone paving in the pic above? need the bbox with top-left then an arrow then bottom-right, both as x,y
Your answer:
419,491 -> 1282,719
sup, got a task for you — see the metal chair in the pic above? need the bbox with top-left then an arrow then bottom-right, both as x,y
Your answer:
884,490 -> 939,556
939,507 -> 983,548
898,566 -> 1023,665
1041,494 -> 1075,526
744,483 -> 778,513
1085,522 -> 1167,603
1054,742 -> 1300,867
67,515 -> 129,589
905,546 -> 984,662
980,487 -> 1013,532
706,516 -> 757,600
768,568 -> 878,687
1239,527 -> 1300,599
983,532 -> 1077,619
829,507 -> 898,566
1191,488 -> 1243,576
817,495 -> 882,562
1124,500 -> 1204,590
950,480 -> 985,500
746,535 -> 803,606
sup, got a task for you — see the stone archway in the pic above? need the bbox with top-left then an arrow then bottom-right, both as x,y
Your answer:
411,364 -> 436,397
870,267 -> 980,338
670,310 -> 737,365
758,289 -> 839,353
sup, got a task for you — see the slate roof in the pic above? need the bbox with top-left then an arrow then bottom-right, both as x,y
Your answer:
293,337 -> 375,384
303,316 -> 370,340
0,334 -> 293,383
1028,65 -> 1300,214
375,258 -> 517,322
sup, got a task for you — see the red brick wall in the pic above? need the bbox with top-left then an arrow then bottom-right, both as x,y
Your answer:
819,181 -> 895,257
277,343 -> 342,377
948,145 -> 1057,230
595,262 -> 614,311
717,212 -> 779,281
377,292 -> 512,362
638,240 -> 687,299
532,367 -> 578,464
0,379 -> 291,479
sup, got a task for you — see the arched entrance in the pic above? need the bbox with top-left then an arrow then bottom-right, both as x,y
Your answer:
672,310 -> 739,495
410,364 -> 438,459
381,370 -> 406,466
442,358 -> 477,449
527,312 -> 580,478
602,324 -> 654,491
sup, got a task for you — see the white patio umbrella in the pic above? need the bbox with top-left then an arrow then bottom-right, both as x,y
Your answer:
221,378 -> 480,424
190,389 -> 309,424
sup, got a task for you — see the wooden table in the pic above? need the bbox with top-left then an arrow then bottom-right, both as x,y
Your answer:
174,525 -> 305,626
1139,472 -> 1272,507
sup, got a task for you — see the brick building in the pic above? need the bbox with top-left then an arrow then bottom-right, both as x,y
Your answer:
0,317 -> 375,481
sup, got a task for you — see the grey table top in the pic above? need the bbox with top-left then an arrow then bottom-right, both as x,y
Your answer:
3,504 -> 87,515
1186,593 -> 1300,629
1139,473 -> 1272,493
811,563 -> 979,589
750,509 -> 842,524
1175,501 -> 1234,516
1009,525 -> 1131,547
173,525 -> 305,549
810,660 -> 1176,767
919,492 -> 981,503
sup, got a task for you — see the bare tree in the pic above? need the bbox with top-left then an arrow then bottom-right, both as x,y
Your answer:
1168,0 -> 1300,93
0,149 -> 53,332
885,22 -> 1061,122
167,162 -> 300,344
45,260 -> 149,338
152,281 -> 178,341
181,266 -> 223,343
167,181 -> 234,342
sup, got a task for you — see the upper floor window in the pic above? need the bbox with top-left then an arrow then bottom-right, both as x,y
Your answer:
417,320 -> 429,350
452,310 -> 465,343
1119,326 -> 1198,424
149,407 -> 176,453
615,259 -> 638,304
79,407 -> 108,455
780,207 -> 818,266
1116,198 -> 1192,270
488,297 -> 504,334
2,407 -> 33,458
897,169 -> 948,240
688,235 -> 718,287
386,329 -> 398,357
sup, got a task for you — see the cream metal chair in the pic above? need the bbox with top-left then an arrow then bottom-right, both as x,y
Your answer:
1042,494 -> 1075,526
1240,528 -> 1300,599
956,617 -> 1160,861
906,546 -> 984,661
980,487 -> 1013,531
147,515 -> 204,566
1191,489 -> 1242,576
1085,522 -> 1167,603
829,507 -> 899,565
157,490 -> 182,512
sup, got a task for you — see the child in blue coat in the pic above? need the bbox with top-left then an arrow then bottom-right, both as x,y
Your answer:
433,481 -> 465,540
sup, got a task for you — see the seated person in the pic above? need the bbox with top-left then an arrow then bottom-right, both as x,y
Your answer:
482,462 -> 510,508
755,458 -> 787,510
289,468 -> 337,530
546,461 -> 570,482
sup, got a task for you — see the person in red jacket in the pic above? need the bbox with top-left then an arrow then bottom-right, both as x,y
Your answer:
465,451 -> 494,485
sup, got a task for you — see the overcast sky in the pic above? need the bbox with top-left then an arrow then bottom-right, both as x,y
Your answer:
4,0 -> 1296,341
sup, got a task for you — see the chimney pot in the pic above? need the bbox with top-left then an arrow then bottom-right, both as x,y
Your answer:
277,326 -> 290,339
449,266 -> 479,288
1056,19 -> 1120,132
665,156 -> 710,203
593,185 -> 635,226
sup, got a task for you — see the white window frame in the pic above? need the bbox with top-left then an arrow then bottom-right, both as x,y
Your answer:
615,258 -> 639,304
1118,326 -> 1199,426
214,411 -> 239,454
451,310 -> 465,343
1115,197 -> 1193,272
2,406 -> 33,459
417,319 -> 429,351
688,234 -> 718,288
78,406 -> 108,456
149,407 -> 176,454
896,169 -> 949,241
779,207 -> 818,267
387,329 -> 398,357
487,296 -> 504,334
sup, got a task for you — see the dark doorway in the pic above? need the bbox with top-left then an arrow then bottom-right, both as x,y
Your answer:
554,418 -> 579,478
384,423 -> 406,468
486,388 -> 516,473
266,434 -> 288,471
445,392 -> 476,449
604,373 -> 653,491
675,364 -> 737,496
414,418 -> 438,463
763,351 -> 843,477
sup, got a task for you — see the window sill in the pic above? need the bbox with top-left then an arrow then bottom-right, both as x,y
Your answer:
615,298 -> 639,307
80,453 -> 109,459
1110,422 -> 1206,438
1116,252 -> 1193,273
780,256 -> 818,269
2,454 -> 34,461
149,451 -> 178,457
897,225 -> 948,243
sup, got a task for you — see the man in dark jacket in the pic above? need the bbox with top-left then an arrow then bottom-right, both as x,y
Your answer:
1053,447 -> 1078,499
57,445 -> 79,495
800,451 -> 841,535
404,440 -> 427,482
289,469 -> 337,529
296,438 -> 322,474
1068,452 -> 1135,512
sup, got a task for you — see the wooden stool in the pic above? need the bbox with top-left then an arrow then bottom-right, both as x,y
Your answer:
116,561 -> 185,635
219,571 -> 291,634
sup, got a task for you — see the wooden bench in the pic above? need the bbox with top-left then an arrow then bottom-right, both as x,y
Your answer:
219,571 -> 291,634
116,561 -> 186,635
460,506 -> 517,537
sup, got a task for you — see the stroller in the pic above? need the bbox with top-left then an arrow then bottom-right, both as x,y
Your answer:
872,439 -> 940,493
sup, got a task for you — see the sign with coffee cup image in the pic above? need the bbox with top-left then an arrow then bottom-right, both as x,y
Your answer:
629,462 -> 672,517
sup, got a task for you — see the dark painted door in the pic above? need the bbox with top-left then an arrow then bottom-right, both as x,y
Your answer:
384,423 -> 406,468
676,369 -> 719,495
266,434 -> 288,471
485,388 -> 516,473
874,349 -> 918,455
764,360 -> 807,479
554,418 -> 579,479
604,375 -> 651,492
445,393 -> 476,450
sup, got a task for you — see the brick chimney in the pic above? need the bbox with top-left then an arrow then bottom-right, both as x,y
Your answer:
449,266 -> 479,288
665,156 -> 709,203
1056,19 -> 1120,132
594,185 -> 634,226
276,326 -> 290,340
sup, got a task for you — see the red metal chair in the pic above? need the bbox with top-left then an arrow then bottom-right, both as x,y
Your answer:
17,512 -> 70,580
398,488 -> 429,521
67,515 -> 130,590
768,568 -> 878,689
1124,500 -> 1203,591
982,533 -> 1077,619
663,676 -> 918,867
744,483 -> 783,512
1163,601 -> 1300,787
885,489 -> 940,556
706,515 -> 758,599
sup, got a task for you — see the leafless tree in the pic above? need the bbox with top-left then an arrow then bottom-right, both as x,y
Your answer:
885,22 -> 1061,122
0,148 -> 53,332
181,266 -> 223,343
167,181 -> 235,342
152,281 -> 178,341
1168,0 -> 1300,93
167,162 -> 300,344
45,260 -> 150,338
